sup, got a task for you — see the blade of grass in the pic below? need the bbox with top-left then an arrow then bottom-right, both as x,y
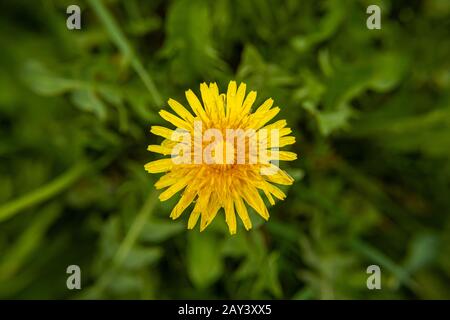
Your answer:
81,189 -> 159,298
88,0 -> 163,106
113,189 -> 159,267
0,162 -> 88,223
0,153 -> 115,223
351,239 -> 418,290
0,203 -> 60,280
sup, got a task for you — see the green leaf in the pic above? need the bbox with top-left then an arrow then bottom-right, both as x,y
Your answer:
403,233 -> 439,274
108,272 -> 142,294
316,104 -> 354,136
140,219 -> 184,243
70,89 -> 107,120
88,0 -> 162,105
265,252 -> 283,298
351,239 -> 415,288
122,246 -> 162,270
187,232 -> 223,289
290,2 -> 344,53
21,60 -> 80,96
0,204 -> 60,279
163,0 -> 226,82
0,163 -> 88,223
369,53 -> 409,92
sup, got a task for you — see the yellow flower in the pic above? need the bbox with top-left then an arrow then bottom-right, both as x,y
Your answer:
145,81 -> 296,234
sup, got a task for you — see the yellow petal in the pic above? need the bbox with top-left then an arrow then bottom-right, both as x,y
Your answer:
269,136 -> 296,148
252,107 -> 280,129
234,195 -> 252,230
187,210 -> 201,229
235,83 -> 246,109
268,151 -> 297,161
255,98 -> 274,113
200,196 -> 221,232
226,81 -> 237,119
279,127 -> 292,137
263,167 -> 294,185
263,119 -> 286,130
159,174 -> 191,201
185,89 -> 209,125
224,198 -> 237,235
147,144 -> 172,155
187,200 -> 202,229
144,158 -> 174,173
216,93 -> 226,120
168,98 -> 194,123
262,188 -> 275,205
154,173 -> 178,189
150,126 -> 175,140
241,91 -> 257,115
170,189 -> 196,219
242,185 -> 269,220
200,82 -> 218,124
159,110 -> 192,131
264,181 -> 286,200
200,82 -> 213,114
209,82 -> 219,98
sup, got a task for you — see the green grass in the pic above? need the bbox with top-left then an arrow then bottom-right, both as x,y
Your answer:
0,0 -> 449,299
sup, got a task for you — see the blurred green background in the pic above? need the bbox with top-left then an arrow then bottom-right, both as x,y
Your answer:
0,0 -> 449,299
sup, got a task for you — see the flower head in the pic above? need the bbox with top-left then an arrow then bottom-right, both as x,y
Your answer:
145,81 -> 296,234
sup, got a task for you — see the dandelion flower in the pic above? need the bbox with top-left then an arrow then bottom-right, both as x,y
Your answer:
145,81 -> 296,234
